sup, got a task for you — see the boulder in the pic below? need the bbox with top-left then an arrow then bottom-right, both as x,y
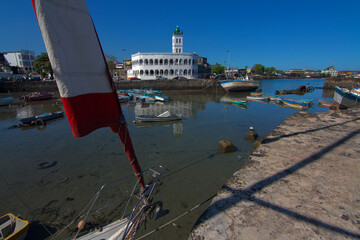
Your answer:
218,140 -> 236,153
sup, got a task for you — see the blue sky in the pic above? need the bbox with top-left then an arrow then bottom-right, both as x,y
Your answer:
1,0 -> 359,71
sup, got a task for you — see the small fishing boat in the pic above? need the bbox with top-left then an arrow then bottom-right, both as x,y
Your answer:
250,92 -> 264,96
333,86 -> 360,108
318,99 -> 334,107
136,111 -> 183,122
20,91 -> 54,101
0,97 -> 14,106
281,97 -> 314,104
246,95 -> 270,101
220,96 -> 247,105
217,79 -> 259,92
0,213 -> 29,240
19,111 -> 64,125
280,98 -> 310,110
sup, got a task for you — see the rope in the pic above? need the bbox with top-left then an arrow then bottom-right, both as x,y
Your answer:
135,194 -> 216,240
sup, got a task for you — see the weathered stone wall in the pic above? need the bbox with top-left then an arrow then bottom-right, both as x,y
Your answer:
323,77 -> 360,89
0,79 -> 219,93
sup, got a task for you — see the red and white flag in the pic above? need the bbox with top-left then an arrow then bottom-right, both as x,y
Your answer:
32,0 -> 120,137
32,0 -> 145,188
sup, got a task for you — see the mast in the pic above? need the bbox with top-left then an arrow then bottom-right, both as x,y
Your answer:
31,0 -> 145,188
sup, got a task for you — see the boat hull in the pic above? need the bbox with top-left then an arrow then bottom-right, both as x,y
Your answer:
0,213 -> 29,240
20,111 -> 64,124
136,114 -> 182,122
217,80 -> 259,92
0,97 -> 14,106
334,86 -> 360,108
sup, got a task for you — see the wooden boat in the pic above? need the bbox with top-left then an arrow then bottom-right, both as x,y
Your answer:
20,91 -> 54,101
0,213 -> 29,240
136,111 -> 183,122
281,97 -> 314,104
246,95 -> 270,101
318,99 -> 334,107
280,98 -> 309,110
0,97 -> 14,106
19,111 -> 64,125
220,96 -> 247,105
217,79 -> 259,92
250,92 -> 264,96
333,86 -> 360,108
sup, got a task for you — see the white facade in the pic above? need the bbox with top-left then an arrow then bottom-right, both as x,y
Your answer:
3,49 -> 35,71
128,26 -> 198,80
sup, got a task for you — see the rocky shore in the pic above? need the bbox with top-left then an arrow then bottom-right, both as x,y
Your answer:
189,107 -> 360,239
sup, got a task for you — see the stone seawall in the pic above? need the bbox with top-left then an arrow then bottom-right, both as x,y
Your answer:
190,108 -> 360,239
0,79 -> 220,93
323,77 -> 360,89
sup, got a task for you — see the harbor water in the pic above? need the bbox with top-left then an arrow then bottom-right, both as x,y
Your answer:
0,78 -> 332,239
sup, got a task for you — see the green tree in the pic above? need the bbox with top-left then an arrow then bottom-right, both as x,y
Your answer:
265,67 -> 276,75
34,52 -> 53,79
211,63 -> 225,75
251,64 -> 265,74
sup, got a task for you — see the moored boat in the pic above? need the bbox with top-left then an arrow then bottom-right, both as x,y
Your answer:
0,213 -> 29,240
333,86 -> 360,108
318,99 -> 334,107
20,91 -> 54,101
246,95 -> 270,101
217,79 -> 259,92
136,111 -> 183,122
220,96 -> 247,105
19,111 -> 64,125
281,97 -> 314,104
280,97 -> 310,110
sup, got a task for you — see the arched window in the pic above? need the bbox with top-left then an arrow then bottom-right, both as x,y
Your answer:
189,59 -> 192,65
175,59 -> 178,65
155,70 -> 159,75
150,70 -> 154,75
184,59 -> 188,65
144,59 -> 148,65
145,70 -> 149,75
184,69 -> 187,75
188,69 -> 191,75
160,59 -> 163,65
140,70 -> 144,75
155,59 -> 158,65
169,59 -> 174,65
164,69 -> 168,75
164,59 -> 168,65
175,69 -> 178,75
192,59 -> 195,65
160,69 -> 164,75
170,69 -> 174,75
179,59 -> 183,65
149,59 -> 153,65
139,59 -> 143,65
180,69 -> 183,75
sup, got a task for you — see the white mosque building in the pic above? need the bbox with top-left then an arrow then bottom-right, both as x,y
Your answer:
127,26 -> 198,80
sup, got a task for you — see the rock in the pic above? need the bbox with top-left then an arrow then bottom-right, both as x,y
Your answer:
218,140 -> 235,153
253,139 -> 262,148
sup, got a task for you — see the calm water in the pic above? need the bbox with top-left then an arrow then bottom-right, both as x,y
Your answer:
0,79 -> 332,239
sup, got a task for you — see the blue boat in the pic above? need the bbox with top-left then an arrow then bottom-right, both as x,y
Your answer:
279,98 -> 310,110
20,111 -> 64,125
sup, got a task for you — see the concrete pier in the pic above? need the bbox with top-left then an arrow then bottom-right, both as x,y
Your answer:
190,108 -> 360,239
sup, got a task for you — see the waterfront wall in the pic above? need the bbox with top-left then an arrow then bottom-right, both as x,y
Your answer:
0,79 -> 220,93
323,77 -> 360,89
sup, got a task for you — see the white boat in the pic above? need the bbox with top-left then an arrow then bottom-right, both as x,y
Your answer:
0,213 -> 29,240
217,79 -> 259,92
32,1 -> 167,239
333,86 -> 360,108
136,111 -> 183,122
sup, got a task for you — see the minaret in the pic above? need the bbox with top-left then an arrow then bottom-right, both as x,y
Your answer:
172,26 -> 183,54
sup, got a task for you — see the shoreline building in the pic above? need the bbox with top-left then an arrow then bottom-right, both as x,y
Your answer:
3,50 -> 35,72
127,26 -> 198,80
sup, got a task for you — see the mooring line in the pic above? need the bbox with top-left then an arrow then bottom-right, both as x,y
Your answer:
135,194 -> 216,240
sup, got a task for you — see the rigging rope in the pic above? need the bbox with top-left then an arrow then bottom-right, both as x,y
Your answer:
135,194 -> 216,240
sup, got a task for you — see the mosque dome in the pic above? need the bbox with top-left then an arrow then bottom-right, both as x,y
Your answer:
173,25 -> 183,35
